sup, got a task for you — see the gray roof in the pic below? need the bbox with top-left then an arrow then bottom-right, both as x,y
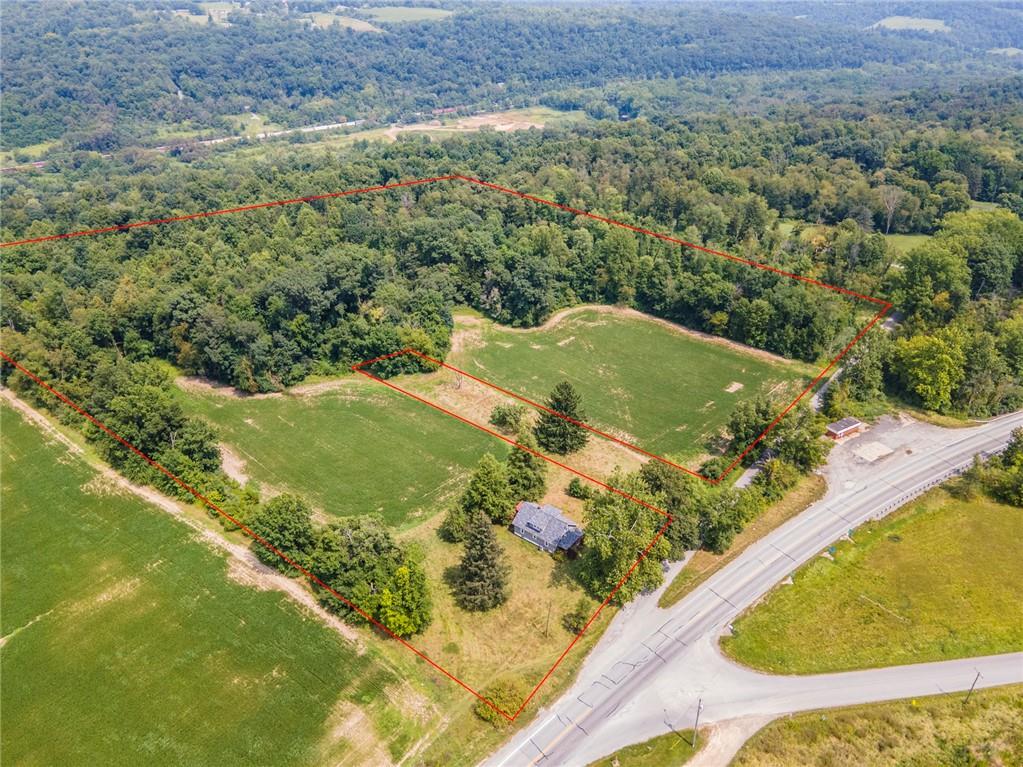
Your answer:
827,417 -> 863,433
512,502 -> 583,549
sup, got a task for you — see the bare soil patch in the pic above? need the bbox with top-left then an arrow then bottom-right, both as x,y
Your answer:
175,375 -> 281,399
383,111 -> 547,141
219,442 -> 250,484
317,700 -> 395,766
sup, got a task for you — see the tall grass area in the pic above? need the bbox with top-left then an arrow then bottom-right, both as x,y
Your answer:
733,686 -> 1023,767
587,729 -> 700,766
722,487 -> 1023,673
0,404 -> 428,765
449,308 -> 807,460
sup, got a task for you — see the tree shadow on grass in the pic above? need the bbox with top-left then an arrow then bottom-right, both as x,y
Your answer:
548,552 -> 589,592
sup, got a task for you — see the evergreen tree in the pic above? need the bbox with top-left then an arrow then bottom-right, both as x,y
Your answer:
439,504 -> 471,542
506,430 -> 548,501
460,453 -> 513,523
534,381 -> 589,454
455,514 -> 509,611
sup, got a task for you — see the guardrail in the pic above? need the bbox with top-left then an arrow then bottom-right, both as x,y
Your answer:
871,446 -> 1008,522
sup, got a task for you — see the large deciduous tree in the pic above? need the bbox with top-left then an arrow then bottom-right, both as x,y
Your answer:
579,475 -> 670,603
892,328 -> 967,413
308,515 -> 431,636
247,494 -> 316,573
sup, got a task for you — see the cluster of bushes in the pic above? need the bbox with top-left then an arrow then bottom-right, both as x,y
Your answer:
824,209 -> 1023,419
959,428 -> 1023,507
248,495 -> 432,638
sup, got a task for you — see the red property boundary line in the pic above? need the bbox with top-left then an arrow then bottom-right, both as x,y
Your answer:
0,350 -> 670,722
0,174 -> 890,716
1,174 -> 891,481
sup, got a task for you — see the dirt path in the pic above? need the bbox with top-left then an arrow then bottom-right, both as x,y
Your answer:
1,388 -> 364,650
483,305 -> 794,365
175,375 -> 281,399
688,715 -> 777,767
175,374 -> 369,400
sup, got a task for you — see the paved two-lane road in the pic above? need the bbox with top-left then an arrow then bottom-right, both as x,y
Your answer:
486,411 -> 1023,766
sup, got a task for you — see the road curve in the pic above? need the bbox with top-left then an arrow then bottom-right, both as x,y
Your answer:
485,411 -> 1023,767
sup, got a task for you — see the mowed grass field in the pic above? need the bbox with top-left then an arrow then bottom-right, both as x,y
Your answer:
721,488 -> 1023,673
733,686 -> 1023,767
175,382 -> 493,528
363,6 -> 454,22
444,308 -> 807,461
0,404 -> 431,765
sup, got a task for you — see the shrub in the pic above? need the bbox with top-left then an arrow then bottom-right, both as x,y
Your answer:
566,477 -> 593,500
439,505 -> 470,542
489,403 -> 527,433
474,676 -> 530,726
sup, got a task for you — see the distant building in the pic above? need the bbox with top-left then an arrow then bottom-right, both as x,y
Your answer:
511,501 -> 583,553
825,417 -> 864,440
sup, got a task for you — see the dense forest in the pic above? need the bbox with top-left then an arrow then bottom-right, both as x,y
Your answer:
3,77 -> 1022,412
2,0 -> 1021,151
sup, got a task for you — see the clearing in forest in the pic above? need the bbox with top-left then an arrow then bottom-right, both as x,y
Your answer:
412,306 -> 808,463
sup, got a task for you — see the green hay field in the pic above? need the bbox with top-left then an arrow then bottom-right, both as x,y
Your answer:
0,403 -> 430,765
177,308 -> 805,528
721,488 -> 1023,673
0,401 -> 616,766
175,382 -> 494,528
444,308 -> 807,461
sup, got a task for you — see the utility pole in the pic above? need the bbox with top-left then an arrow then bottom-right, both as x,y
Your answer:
692,698 -> 703,749
963,671 -> 981,705
544,600 -> 552,638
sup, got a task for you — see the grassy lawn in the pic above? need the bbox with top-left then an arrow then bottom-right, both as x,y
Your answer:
721,488 -> 1023,673
223,112 -> 287,136
306,12 -> 383,32
872,15 -> 950,32
0,402 -> 429,765
659,473 -> 826,608
363,6 -> 454,22
442,308 -> 807,463
733,686 -> 1023,767
587,729 -> 701,766
401,515 -> 601,696
0,139 -> 59,166
971,199 -> 1001,211
884,232 -> 931,254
